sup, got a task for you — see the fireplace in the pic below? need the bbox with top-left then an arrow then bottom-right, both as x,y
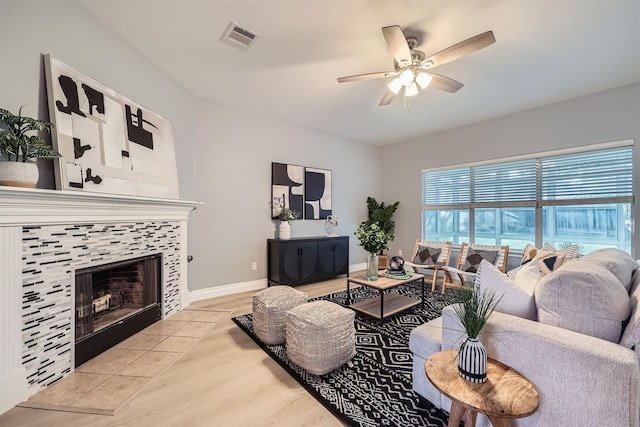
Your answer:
75,254 -> 163,367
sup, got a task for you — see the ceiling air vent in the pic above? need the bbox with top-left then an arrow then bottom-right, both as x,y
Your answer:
220,21 -> 259,51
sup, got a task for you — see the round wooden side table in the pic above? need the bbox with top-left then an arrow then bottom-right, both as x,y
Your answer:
425,350 -> 539,427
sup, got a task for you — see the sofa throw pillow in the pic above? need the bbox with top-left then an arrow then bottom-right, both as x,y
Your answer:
620,269 -> 640,349
535,259 -> 631,342
582,248 -> 638,291
474,260 -> 538,320
538,253 -> 567,276
461,248 -> 498,273
521,244 -> 556,265
413,245 -> 442,265
543,242 -> 579,260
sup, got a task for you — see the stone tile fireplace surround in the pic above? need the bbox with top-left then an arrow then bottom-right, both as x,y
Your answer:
0,187 -> 200,414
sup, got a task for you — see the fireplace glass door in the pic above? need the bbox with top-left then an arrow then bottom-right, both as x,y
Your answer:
75,254 -> 162,366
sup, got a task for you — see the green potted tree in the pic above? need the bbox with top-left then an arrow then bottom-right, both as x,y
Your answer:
362,197 -> 399,269
0,106 -> 61,188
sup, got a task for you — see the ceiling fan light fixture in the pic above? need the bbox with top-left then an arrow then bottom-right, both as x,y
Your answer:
405,82 -> 419,97
398,69 -> 414,86
416,72 -> 432,89
388,78 -> 403,94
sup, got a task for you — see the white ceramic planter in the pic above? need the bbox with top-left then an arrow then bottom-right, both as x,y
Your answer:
0,160 -> 39,188
278,221 -> 291,239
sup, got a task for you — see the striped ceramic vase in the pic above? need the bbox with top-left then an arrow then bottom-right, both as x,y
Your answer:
458,338 -> 487,383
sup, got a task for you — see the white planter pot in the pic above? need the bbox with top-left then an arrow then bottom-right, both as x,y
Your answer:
0,160 -> 39,188
278,221 -> 291,239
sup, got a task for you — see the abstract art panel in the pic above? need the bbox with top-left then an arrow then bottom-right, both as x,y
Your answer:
271,162 -> 304,219
305,167 -> 332,219
44,54 -> 179,199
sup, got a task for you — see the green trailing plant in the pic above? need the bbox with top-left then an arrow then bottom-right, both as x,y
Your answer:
0,106 -> 61,162
453,285 -> 502,349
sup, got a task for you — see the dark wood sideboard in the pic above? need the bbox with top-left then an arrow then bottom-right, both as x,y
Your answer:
267,236 -> 349,286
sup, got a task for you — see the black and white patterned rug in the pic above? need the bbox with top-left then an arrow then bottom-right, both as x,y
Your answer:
232,282 -> 463,427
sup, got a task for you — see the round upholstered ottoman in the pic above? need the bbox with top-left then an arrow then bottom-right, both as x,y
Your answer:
252,286 -> 308,345
286,300 -> 356,375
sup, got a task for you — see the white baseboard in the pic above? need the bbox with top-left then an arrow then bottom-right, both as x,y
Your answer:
0,368 -> 28,415
187,279 -> 268,305
186,263 -> 366,306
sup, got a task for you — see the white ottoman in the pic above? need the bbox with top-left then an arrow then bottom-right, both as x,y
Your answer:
252,286 -> 308,345
286,300 -> 356,375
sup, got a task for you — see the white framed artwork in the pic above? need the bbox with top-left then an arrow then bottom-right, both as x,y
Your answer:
44,54 -> 179,199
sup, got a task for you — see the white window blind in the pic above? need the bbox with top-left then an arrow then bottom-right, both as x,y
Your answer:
423,144 -> 634,208
540,146 -> 634,203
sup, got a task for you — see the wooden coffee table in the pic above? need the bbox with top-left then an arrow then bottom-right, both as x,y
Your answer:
425,350 -> 539,427
346,273 -> 424,321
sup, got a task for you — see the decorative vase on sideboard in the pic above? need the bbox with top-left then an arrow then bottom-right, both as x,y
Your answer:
0,160 -> 39,188
278,221 -> 291,240
366,252 -> 378,281
458,338 -> 488,383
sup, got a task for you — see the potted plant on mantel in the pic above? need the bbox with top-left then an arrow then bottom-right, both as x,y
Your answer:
362,197 -> 399,270
0,106 -> 61,188
453,286 -> 501,383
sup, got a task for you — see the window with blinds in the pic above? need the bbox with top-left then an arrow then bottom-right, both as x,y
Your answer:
421,141 -> 634,253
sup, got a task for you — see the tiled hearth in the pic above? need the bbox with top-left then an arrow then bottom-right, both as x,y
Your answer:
0,187 -> 201,414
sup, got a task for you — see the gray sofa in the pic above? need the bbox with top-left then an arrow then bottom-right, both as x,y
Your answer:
410,248 -> 640,427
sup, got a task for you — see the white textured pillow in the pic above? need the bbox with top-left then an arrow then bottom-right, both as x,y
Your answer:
620,268 -> 640,349
475,260 -> 538,320
583,248 -> 638,291
535,258 -> 631,342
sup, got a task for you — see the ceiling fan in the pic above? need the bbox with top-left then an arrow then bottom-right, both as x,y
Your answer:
337,26 -> 496,106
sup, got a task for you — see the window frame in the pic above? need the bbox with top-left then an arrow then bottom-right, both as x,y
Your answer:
421,139 -> 635,252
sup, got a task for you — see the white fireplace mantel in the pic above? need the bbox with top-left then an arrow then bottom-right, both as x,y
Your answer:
0,186 -> 202,415
0,186 -> 202,225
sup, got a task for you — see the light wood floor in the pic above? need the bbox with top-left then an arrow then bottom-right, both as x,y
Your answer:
0,278 -> 352,427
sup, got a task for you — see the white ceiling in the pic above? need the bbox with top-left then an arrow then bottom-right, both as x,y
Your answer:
78,0 -> 640,146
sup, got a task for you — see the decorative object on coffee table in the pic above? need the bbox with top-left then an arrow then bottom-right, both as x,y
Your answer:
453,286 -> 501,383
252,285 -> 308,345
426,350 -> 539,427
286,300 -> 355,375
0,106 -> 61,187
355,221 -> 392,281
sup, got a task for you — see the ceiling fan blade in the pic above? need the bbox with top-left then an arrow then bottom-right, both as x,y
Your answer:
337,71 -> 395,83
424,31 -> 496,68
382,25 -> 412,66
427,73 -> 464,93
379,90 -> 396,106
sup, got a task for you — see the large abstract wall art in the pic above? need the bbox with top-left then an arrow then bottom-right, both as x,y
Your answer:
271,162 -> 332,220
271,162 -> 304,219
304,167 -> 332,219
44,55 -> 180,198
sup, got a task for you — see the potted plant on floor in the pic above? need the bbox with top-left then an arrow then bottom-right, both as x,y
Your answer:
0,106 -> 61,188
453,285 -> 501,383
362,197 -> 399,269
